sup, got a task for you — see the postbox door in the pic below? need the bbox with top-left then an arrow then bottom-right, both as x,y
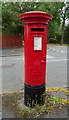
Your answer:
31,33 -> 46,85
25,25 -> 48,86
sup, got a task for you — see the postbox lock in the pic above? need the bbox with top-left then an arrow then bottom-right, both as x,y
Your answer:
41,60 -> 45,64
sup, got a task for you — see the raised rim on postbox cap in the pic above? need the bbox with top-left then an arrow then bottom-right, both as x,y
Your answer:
19,11 -> 53,21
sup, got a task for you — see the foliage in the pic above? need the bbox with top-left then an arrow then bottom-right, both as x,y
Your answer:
1,2 -> 69,43
64,25 -> 69,44
47,96 -> 61,104
2,2 -> 23,35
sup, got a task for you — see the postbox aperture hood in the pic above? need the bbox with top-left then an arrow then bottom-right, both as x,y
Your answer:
19,11 -> 52,24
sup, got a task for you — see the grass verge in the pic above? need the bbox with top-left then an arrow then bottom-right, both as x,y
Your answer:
48,43 -> 69,46
2,88 -> 69,118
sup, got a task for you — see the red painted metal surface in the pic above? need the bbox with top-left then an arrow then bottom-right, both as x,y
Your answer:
0,35 -> 22,48
20,11 -> 52,86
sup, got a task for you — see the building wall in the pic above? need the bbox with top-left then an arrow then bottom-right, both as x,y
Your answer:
0,35 -> 22,48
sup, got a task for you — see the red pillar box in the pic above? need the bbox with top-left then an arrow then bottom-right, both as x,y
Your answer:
19,11 -> 52,107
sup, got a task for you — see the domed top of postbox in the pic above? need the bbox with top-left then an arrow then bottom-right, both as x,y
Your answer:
19,11 -> 52,24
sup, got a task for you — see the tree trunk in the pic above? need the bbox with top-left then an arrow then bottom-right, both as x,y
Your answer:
60,7 -> 67,45
60,23 -> 65,45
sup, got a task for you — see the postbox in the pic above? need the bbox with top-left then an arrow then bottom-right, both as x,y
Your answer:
19,11 -> 52,107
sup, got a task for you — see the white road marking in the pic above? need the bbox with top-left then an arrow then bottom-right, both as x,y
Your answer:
0,55 -> 68,66
17,55 -> 54,60
47,59 -> 69,63
51,48 -> 68,53
0,59 -> 68,66
61,50 -> 64,53
0,112 -> 2,115
60,50 -> 69,53
17,57 -> 24,60
47,55 -> 54,59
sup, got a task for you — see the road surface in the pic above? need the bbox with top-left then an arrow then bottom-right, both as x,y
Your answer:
0,45 -> 68,92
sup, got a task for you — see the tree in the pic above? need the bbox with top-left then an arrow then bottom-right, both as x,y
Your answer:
60,1 -> 69,44
2,2 -> 23,35
37,2 -> 65,44
2,2 -> 39,35
1,2 -> 68,44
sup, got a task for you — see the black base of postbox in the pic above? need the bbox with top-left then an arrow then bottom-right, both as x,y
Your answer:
24,83 -> 45,107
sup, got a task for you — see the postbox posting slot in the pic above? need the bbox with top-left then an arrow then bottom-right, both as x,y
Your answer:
31,28 -> 44,32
